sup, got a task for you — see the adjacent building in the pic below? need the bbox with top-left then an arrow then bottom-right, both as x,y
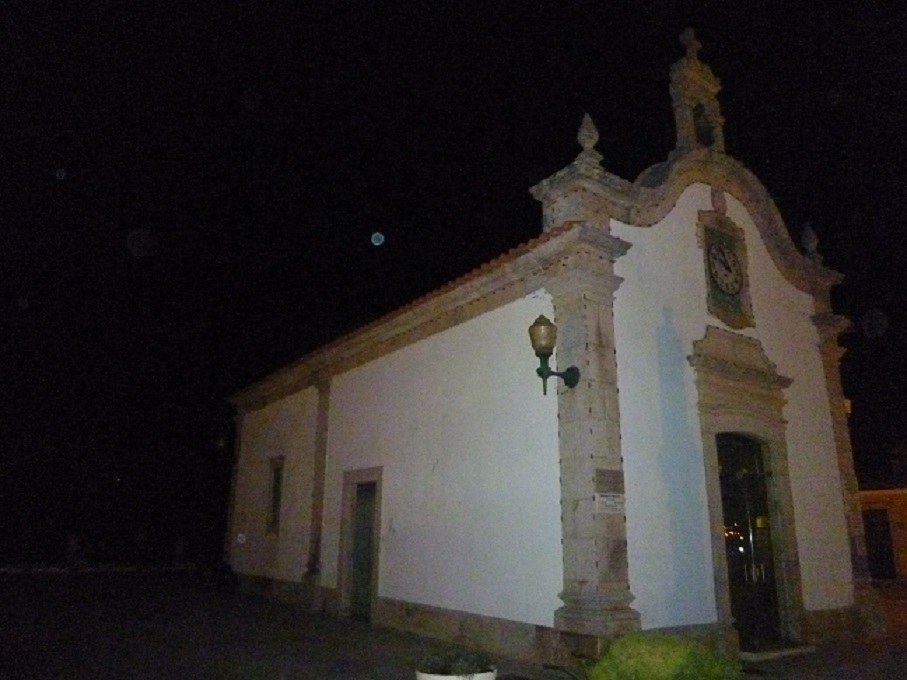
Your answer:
858,488 -> 907,580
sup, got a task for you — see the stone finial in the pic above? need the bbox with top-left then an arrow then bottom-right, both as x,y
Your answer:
801,223 -> 823,263
575,113 -> 603,172
578,113 -> 599,151
680,27 -> 701,60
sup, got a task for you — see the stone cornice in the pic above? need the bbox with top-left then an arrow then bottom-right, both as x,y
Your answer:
688,325 -> 793,391
812,311 -> 852,339
689,354 -> 793,391
529,164 -> 637,216
535,147 -> 842,297
635,152 -> 844,297
231,222 -> 631,411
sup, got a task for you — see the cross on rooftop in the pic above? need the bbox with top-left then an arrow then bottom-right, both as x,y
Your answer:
680,27 -> 701,59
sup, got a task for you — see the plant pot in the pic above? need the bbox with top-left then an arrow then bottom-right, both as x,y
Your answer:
415,672 -> 496,680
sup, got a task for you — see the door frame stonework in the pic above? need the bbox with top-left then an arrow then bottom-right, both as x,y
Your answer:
338,467 -> 383,619
689,326 -> 804,651
716,432 -> 783,648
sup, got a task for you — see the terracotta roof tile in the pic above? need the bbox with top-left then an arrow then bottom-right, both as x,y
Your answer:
329,222 -> 578,339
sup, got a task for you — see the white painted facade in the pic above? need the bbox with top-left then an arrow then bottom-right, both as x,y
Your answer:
228,171 -> 861,649
230,295 -> 563,626
322,293 -> 562,626
231,387 -> 319,580
613,185 -> 852,630
723,195 -> 852,613
613,185 -> 718,630
228,36 -> 868,656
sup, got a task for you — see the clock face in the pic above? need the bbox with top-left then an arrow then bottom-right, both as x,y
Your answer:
707,242 -> 743,295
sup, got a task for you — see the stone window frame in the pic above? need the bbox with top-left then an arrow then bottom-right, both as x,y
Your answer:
266,456 -> 285,535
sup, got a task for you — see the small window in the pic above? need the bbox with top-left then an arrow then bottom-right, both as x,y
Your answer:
267,457 -> 285,534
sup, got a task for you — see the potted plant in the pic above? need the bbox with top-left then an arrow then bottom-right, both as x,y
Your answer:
416,649 -> 497,680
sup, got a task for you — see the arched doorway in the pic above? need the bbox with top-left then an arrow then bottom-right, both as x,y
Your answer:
717,433 -> 781,649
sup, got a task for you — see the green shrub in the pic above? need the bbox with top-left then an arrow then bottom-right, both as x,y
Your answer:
588,632 -> 742,680
417,649 -> 495,675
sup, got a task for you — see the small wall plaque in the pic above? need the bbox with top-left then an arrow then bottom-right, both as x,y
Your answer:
595,493 -> 625,514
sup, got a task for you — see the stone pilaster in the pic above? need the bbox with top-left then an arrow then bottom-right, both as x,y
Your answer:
529,114 -> 636,235
306,378 -> 331,587
223,408 -> 244,557
811,295 -> 887,636
547,234 -> 640,639
529,113 -> 639,639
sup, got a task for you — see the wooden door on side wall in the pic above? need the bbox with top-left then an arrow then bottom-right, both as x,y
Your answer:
717,433 -> 782,650
349,481 -> 377,620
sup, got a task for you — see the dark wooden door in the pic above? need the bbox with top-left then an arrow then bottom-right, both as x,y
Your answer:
349,482 -> 377,620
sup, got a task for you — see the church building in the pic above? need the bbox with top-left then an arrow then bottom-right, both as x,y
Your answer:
226,31 -> 874,659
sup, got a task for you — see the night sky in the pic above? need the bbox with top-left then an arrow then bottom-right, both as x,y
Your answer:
3,3 -> 906,563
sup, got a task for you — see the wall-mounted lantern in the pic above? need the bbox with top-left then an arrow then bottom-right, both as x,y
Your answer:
528,315 -> 580,395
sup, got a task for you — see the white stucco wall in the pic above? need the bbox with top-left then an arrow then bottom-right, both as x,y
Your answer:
724,195 -> 852,611
613,183 -> 852,629
230,387 -> 318,580
322,292 -> 562,627
227,174 -> 851,631
613,185 -> 717,630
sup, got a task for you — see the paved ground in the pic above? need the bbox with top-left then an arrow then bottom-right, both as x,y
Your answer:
740,580 -> 907,680
1,571 -> 904,679
0,571 -> 544,680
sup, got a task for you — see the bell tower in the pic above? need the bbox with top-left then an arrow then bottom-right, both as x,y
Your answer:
670,28 -> 725,155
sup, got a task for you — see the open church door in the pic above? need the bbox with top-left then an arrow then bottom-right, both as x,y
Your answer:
717,433 -> 782,650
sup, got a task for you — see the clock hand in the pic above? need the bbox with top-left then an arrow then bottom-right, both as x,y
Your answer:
711,251 -> 730,275
717,247 -> 732,270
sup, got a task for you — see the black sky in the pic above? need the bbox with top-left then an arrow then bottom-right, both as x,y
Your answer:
3,3 -> 907,560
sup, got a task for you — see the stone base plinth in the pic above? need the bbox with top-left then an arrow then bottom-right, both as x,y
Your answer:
554,590 -> 641,641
